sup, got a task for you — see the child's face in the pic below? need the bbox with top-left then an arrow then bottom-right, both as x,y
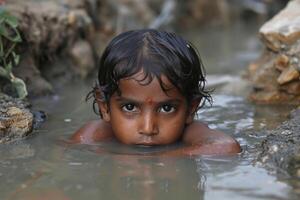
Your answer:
99,71 -> 197,146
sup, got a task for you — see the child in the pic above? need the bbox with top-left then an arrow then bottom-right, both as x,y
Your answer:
71,29 -> 241,155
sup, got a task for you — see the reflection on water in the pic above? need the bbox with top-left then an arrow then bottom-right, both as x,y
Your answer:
198,95 -> 294,142
0,83 -> 296,199
182,21 -> 263,75
0,22 -> 299,199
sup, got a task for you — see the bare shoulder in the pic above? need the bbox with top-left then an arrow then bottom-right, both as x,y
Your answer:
182,121 -> 241,155
70,120 -> 114,144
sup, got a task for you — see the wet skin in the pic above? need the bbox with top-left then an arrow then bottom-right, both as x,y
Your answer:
71,72 -> 241,155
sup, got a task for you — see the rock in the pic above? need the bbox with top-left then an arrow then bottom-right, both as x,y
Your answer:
282,81 -> 300,95
4,107 -> 32,136
69,40 -> 95,79
256,108 -> 300,191
4,0 -> 102,96
249,90 -> 291,103
250,52 -> 280,91
13,53 -> 53,97
277,66 -> 300,85
248,0 -> 300,105
259,0 -> 300,52
0,94 -> 33,143
274,54 -> 289,71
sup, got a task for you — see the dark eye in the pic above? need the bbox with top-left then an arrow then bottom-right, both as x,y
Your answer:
122,103 -> 137,112
160,104 -> 175,113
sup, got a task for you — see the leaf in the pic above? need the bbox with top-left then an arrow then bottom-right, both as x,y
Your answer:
0,36 -> 3,57
0,66 -> 9,78
0,17 -> 4,25
5,14 -> 18,28
0,9 -> 21,43
6,60 -> 12,73
0,24 -> 8,37
10,27 -> 22,42
12,52 -> 20,65
0,8 -> 18,28
1,26 -> 21,43
0,8 -> 24,98
11,77 -> 28,99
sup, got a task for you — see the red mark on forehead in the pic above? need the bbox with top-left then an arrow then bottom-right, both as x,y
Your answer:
146,97 -> 154,105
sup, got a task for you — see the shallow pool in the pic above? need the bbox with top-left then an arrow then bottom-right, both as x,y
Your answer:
1,20 -> 299,200
0,79 -> 297,200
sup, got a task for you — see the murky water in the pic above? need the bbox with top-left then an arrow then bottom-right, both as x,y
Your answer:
0,22 -> 299,199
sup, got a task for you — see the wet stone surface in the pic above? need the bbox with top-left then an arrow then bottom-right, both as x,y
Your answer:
0,94 -> 33,143
256,108 -> 300,186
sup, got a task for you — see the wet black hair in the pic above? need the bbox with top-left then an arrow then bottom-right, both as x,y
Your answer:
88,29 -> 212,116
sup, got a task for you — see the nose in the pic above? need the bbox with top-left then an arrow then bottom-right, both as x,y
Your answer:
138,112 -> 158,136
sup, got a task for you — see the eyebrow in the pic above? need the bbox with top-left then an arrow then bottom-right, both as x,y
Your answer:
114,96 -> 182,105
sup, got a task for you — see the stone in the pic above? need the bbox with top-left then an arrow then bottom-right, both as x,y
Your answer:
7,107 -> 23,116
0,94 -> 33,143
250,56 -> 280,91
277,66 -> 300,85
256,108 -> 300,181
69,40 -> 95,79
13,53 -> 53,97
281,81 -> 300,95
274,54 -> 289,71
4,0 -> 99,96
259,0 -> 300,52
248,0 -> 300,105
249,90 -> 290,103
3,107 -> 33,137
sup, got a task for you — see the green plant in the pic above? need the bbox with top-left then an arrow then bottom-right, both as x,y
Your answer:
0,7 -> 27,99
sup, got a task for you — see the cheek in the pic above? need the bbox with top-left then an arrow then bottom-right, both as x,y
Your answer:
159,115 -> 187,142
109,112 -> 137,143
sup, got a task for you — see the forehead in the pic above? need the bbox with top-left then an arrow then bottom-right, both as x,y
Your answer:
115,72 -> 185,101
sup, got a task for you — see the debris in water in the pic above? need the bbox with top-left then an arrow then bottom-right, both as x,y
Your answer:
64,118 -> 72,122
68,162 -> 82,166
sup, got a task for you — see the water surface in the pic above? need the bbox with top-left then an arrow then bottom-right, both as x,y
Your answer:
0,21 -> 298,200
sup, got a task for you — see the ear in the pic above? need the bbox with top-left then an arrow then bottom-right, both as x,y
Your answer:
95,87 -> 111,122
97,100 -> 111,122
185,99 -> 200,124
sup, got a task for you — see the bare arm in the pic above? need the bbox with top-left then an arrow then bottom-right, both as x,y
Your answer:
160,121 -> 241,156
70,120 -> 114,144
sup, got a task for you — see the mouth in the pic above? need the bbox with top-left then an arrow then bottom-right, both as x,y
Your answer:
135,138 -> 159,146
136,141 -> 157,146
